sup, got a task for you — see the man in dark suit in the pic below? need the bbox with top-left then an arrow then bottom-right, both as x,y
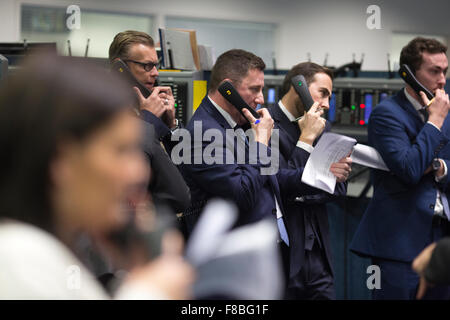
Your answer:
109,31 -> 190,214
178,49 -> 294,239
268,62 -> 351,299
350,37 -> 450,299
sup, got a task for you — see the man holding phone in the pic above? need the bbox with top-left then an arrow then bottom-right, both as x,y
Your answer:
178,49 -> 287,238
108,31 -> 190,215
109,31 -> 179,145
179,48 -> 326,259
350,37 -> 450,299
268,62 -> 351,299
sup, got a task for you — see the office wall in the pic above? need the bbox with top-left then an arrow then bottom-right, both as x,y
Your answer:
0,0 -> 449,70
0,0 -> 19,42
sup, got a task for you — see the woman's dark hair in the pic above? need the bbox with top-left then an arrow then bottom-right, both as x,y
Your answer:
0,53 -> 135,233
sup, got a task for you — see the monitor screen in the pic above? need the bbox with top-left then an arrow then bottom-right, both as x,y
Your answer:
364,93 -> 373,124
267,87 -> 276,104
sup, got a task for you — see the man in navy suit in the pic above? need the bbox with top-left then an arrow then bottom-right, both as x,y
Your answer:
350,37 -> 450,299
269,62 -> 351,299
177,49 -> 295,241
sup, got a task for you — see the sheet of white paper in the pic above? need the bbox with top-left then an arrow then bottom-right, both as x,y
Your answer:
185,200 -> 284,299
301,132 -> 356,194
185,199 -> 237,266
351,143 -> 389,171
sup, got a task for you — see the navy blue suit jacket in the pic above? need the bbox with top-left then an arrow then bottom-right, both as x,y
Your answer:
269,103 -> 347,278
350,89 -> 450,262
179,96 -> 307,234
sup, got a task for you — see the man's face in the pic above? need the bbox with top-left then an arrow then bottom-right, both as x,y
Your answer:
295,72 -> 332,114
232,69 -> 265,124
126,43 -> 159,91
415,52 -> 448,94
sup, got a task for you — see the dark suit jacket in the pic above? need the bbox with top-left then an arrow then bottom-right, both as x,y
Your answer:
269,103 -> 347,278
179,96 -> 308,235
140,109 -> 179,154
350,89 -> 450,262
139,119 -> 190,213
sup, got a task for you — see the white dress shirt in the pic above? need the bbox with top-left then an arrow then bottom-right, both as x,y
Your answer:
278,100 -> 314,153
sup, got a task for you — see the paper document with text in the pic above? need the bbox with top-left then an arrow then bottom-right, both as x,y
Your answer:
301,132 -> 389,193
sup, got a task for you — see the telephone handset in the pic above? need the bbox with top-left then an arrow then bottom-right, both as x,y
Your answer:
398,64 -> 434,101
218,81 -> 260,121
291,74 -> 315,111
111,59 -> 152,98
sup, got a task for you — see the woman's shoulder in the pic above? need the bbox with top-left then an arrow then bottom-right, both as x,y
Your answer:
0,220 -> 108,299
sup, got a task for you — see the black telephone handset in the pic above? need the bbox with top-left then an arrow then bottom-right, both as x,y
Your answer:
399,64 -> 434,101
291,75 -> 315,111
111,59 -> 152,98
218,81 -> 260,120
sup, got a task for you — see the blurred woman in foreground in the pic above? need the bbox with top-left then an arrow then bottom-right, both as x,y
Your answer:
0,53 -> 193,299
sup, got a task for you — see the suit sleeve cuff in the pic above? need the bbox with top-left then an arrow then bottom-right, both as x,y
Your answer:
296,141 -> 314,153
427,121 -> 442,132
140,110 -> 171,140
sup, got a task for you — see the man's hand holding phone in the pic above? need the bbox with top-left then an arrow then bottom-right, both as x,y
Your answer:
135,86 -> 177,128
297,102 -> 326,146
420,89 -> 450,129
158,87 -> 177,129
242,108 -> 274,146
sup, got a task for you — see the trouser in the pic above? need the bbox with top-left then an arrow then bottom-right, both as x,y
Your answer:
372,215 -> 450,300
283,241 -> 335,300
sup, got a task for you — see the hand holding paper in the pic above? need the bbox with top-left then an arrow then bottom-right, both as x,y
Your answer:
301,133 -> 389,193
330,156 -> 353,183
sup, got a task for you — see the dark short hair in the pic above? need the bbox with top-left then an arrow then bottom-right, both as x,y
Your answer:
280,62 -> 333,98
208,49 -> 265,92
109,30 -> 155,64
0,53 -> 134,233
399,37 -> 447,73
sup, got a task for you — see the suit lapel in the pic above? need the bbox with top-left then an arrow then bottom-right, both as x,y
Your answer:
201,96 -> 234,130
394,90 -> 425,127
272,104 -> 300,141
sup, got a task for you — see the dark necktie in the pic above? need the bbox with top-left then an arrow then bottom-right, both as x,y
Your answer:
419,108 -> 428,122
236,124 -> 289,246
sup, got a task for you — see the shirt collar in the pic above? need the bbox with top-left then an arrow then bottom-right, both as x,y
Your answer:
208,96 -> 237,128
278,100 -> 297,122
404,88 -> 424,112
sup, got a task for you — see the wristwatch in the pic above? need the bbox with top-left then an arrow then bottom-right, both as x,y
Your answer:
432,158 -> 442,172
